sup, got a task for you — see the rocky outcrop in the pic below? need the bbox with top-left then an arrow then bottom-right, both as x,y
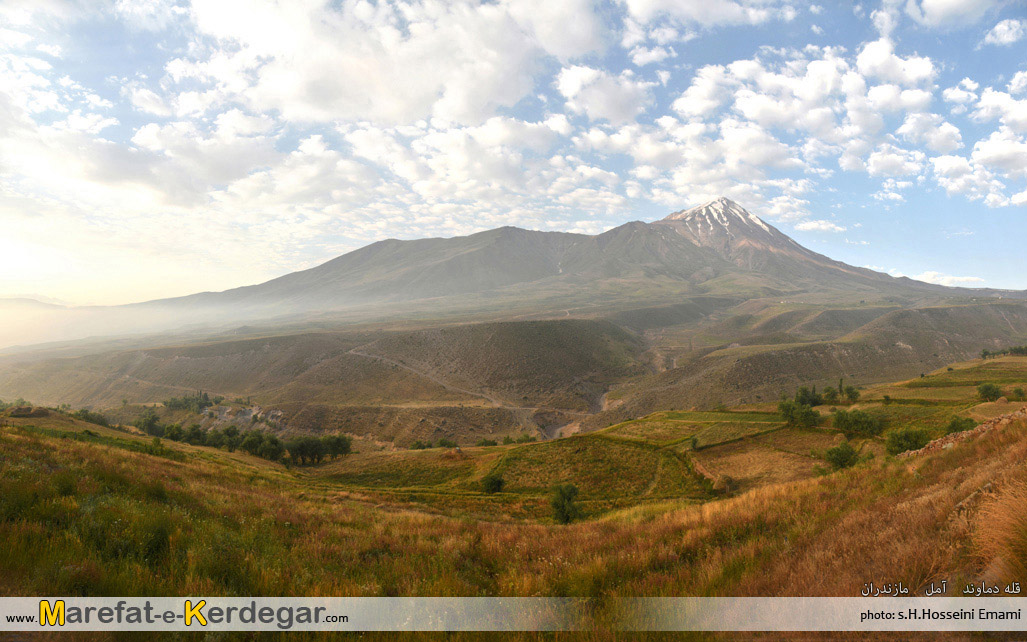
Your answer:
900,407 -> 1027,458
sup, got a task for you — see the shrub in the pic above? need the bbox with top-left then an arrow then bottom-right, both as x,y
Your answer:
794,387 -> 823,407
844,386 -> 860,403
978,383 -> 1002,402
825,441 -> 858,469
886,428 -> 931,455
475,438 -> 498,447
833,409 -> 884,438
410,440 -> 433,450
514,434 -> 536,443
1012,388 -> 1026,402
946,417 -> 976,434
438,438 -> 457,448
822,387 -> 839,404
502,436 -> 515,445
551,484 -> 581,524
778,400 -> 820,428
482,473 -> 504,494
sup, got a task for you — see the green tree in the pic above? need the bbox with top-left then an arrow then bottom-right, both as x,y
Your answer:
258,435 -> 286,462
978,383 -> 1002,402
551,484 -> 581,524
240,431 -> 265,455
825,441 -> 858,469
778,400 -> 820,428
184,424 -> 206,445
476,438 -> 498,447
134,408 -> 163,437
482,473 -> 504,494
945,417 -> 976,434
823,387 -> 839,404
324,434 -> 352,459
833,409 -> 884,438
844,386 -> 860,403
886,428 -> 931,455
437,438 -> 457,448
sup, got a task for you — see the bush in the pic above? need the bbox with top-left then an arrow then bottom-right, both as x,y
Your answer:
844,386 -> 860,403
833,409 -> 884,438
778,400 -> 820,428
482,473 -> 504,494
475,438 -> 497,447
794,387 -> 823,407
410,440 -> 433,450
825,441 -> 858,469
437,438 -> 457,448
886,428 -> 931,455
978,383 -> 1002,402
514,434 -> 536,444
1013,387 -> 1027,402
822,387 -> 839,404
946,417 -> 977,434
551,484 -> 581,524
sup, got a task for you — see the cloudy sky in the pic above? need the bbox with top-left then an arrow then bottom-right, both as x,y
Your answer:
1,0 -> 1026,305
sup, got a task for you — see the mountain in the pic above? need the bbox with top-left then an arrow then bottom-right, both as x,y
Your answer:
2,198 -> 1023,351
657,197 -> 901,286
134,197 -> 986,315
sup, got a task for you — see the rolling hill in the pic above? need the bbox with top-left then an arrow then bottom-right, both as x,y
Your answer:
2,198 -> 1026,444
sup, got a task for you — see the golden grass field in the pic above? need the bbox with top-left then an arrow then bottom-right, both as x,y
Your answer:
4,356 -> 1027,639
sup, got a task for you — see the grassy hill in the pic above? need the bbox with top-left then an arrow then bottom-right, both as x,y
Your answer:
5,356 -> 1027,624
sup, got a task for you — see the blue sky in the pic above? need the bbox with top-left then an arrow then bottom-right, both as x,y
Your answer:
0,0 -> 1025,305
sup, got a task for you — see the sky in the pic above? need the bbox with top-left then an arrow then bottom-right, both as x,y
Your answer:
0,0 -> 1025,306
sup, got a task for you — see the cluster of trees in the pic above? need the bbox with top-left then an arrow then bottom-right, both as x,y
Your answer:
133,408 -> 350,465
70,408 -> 111,428
409,438 -> 458,450
794,381 -> 861,407
977,383 -> 1025,402
981,346 -> 1027,359
778,399 -> 820,428
833,409 -> 885,439
162,392 -> 224,413
779,382 -> 864,429
0,398 -> 28,411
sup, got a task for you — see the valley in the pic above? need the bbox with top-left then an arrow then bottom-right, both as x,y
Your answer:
4,351 -> 1027,624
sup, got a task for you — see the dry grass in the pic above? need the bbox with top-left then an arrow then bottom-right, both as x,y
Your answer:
692,443 -> 822,491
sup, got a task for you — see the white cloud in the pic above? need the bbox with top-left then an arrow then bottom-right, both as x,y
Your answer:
866,84 -> 932,111
1009,71 -> 1027,95
896,112 -> 962,152
905,0 -> 1001,27
983,18 -> 1026,46
930,154 -> 1009,205
866,143 -> 925,176
971,127 -> 1027,180
795,219 -> 846,232
630,45 -> 673,66
557,66 -> 654,124
620,0 -> 797,26
856,39 -> 935,86
181,0 -> 605,126
973,88 -> 1027,132
912,271 -> 985,286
